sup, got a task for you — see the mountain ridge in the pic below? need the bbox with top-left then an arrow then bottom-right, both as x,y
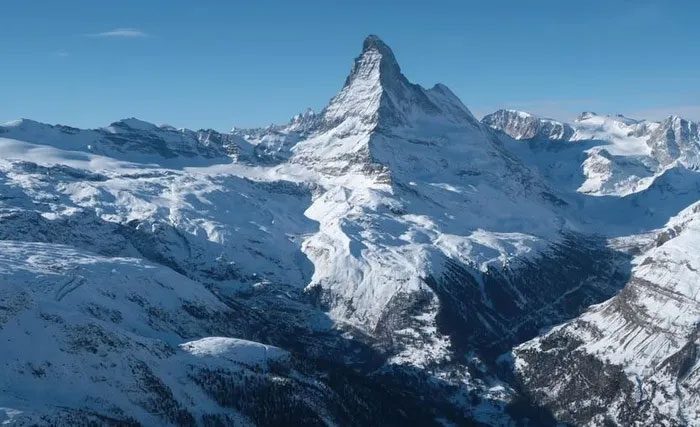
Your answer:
0,34 -> 699,426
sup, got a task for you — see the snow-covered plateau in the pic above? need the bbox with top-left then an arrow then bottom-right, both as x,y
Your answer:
1,35 -> 699,426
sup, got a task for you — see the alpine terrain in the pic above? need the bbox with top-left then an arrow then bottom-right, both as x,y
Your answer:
1,35 -> 699,426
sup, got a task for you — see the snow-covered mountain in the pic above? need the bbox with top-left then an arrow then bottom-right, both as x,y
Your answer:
0,117 -> 252,166
482,109 -> 574,141
485,109 -> 700,197
1,35 -> 700,426
483,106 -> 700,426
514,201 -> 700,426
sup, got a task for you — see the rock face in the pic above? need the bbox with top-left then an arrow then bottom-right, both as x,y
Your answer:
0,117 -> 251,165
0,35 -> 700,426
287,34 -> 574,342
484,110 -> 700,197
514,202 -> 700,426
482,109 -> 574,141
647,115 -> 700,166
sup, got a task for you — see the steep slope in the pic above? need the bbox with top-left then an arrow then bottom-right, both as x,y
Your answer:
482,109 -> 574,141
647,115 -> 700,166
277,36 -> 592,342
514,202 -> 700,426
216,39 -> 634,400
0,240 -> 271,425
0,241 -> 453,426
2,34 -> 700,426
230,108 -> 320,163
484,110 -> 700,197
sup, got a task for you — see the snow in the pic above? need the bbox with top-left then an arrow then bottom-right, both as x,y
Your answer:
572,113 -> 654,156
506,109 -> 532,118
515,201 -> 700,424
0,240 -> 260,423
323,48 -> 384,125
104,117 -> 160,132
283,53 -> 564,331
0,137 -> 139,171
180,337 -> 288,365
483,109 -> 573,141
0,34 -> 699,425
487,110 -> 700,198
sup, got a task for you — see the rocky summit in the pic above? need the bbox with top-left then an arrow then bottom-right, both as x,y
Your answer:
1,35 -> 699,426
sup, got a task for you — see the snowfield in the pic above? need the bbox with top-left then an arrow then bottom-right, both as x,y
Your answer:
0,35 -> 699,425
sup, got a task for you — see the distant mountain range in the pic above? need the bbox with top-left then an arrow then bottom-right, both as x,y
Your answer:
0,35 -> 698,426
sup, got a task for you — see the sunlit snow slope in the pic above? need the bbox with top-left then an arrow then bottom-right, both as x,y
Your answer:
0,35 -> 699,426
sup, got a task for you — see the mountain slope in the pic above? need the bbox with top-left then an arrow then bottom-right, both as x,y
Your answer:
1,34 -> 700,426
485,110 -> 700,197
0,240 -> 311,425
514,202 -> 700,426
0,118 -> 255,167
0,241 -> 458,426
482,109 -> 574,141
267,36 -> 615,360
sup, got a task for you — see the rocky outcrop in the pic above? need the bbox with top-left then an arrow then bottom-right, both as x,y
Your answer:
514,203 -> 700,426
482,109 -> 574,141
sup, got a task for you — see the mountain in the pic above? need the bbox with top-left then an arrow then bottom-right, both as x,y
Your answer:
486,110 -> 700,197
514,201 -> 700,426
1,35 -> 700,426
482,109 -> 574,141
283,34 -> 580,339
483,108 -> 700,426
0,117 -> 254,167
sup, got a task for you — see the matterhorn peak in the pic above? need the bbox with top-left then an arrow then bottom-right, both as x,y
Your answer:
322,35 -> 474,128
341,34 -> 405,92
354,34 -> 402,81
361,35 -> 395,58
322,35 -> 407,126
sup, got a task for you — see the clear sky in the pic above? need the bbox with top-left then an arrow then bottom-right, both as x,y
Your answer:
2,0 -> 699,131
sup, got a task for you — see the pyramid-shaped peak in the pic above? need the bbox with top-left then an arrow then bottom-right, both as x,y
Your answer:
362,35 -> 395,57
350,34 -> 402,82
322,35 -> 476,128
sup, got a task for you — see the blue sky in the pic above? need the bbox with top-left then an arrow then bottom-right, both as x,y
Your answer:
2,0 -> 699,131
